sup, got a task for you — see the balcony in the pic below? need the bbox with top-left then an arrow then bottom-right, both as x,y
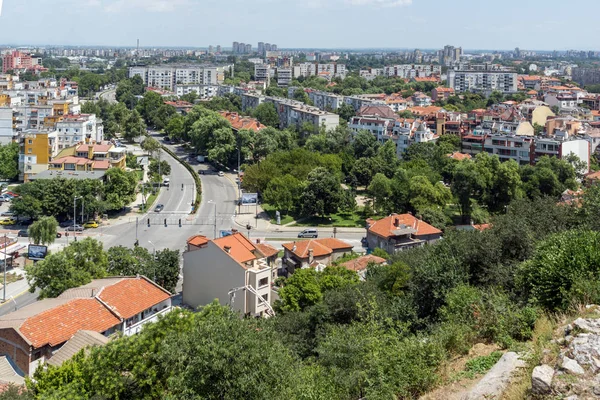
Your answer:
123,306 -> 172,336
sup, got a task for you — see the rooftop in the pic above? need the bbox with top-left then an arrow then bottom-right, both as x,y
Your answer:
367,213 -> 442,239
282,238 -> 353,259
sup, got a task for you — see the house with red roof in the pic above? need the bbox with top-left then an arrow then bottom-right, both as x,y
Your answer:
339,254 -> 387,279
366,213 -> 442,254
0,276 -> 172,377
183,233 -> 275,317
282,238 -> 353,274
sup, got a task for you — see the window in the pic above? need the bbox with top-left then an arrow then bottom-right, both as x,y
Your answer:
27,149 -> 32,154
262,294 -> 269,302
28,139 -> 32,144
258,277 -> 269,288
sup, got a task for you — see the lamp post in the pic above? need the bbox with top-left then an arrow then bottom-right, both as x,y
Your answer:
148,241 -> 156,282
208,200 -> 217,239
2,233 -> 6,302
74,196 -> 82,240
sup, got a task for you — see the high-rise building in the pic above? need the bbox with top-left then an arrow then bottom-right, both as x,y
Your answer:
271,44 -> 278,51
245,44 -> 252,54
258,42 -> 265,55
216,45 -> 221,53
232,42 -> 239,54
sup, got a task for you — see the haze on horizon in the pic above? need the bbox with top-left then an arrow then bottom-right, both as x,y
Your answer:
0,0 -> 597,51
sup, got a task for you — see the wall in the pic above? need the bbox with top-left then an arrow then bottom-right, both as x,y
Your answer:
561,139 -> 591,172
0,328 -> 31,375
182,242 -> 245,312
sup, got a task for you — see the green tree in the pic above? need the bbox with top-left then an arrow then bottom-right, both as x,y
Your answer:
28,216 -> 59,245
104,168 -> 138,210
277,269 -> 323,312
368,173 -> 392,213
253,102 -> 280,128
141,137 -> 161,156
148,159 -> 171,179
136,91 -> 164,125
0,143 -> 19,180
301,167 -> 342,217
207,127 -> 236,166
123,109 -> 146,142
264,174 -> 303,215
352,130 -> 380,158
338,103 -> 356,122
165,115 -> 185,140
451,161 -> 486,222
26,238 -> 108,298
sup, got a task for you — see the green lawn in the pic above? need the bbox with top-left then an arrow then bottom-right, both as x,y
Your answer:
262,203 -> 368,228
135,170 -> 144,182
140,193 -> 158,213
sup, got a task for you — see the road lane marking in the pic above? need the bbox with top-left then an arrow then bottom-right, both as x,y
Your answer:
0,288 -> 30,307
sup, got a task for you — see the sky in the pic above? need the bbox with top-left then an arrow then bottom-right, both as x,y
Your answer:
0,0 -> 598,51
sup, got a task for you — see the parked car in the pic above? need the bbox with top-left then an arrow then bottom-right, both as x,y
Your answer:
65,224 -> 84,232
154,204 -> 164,212
83,221 -> 99,229
0,218 -> 17,226
361,237 -> 368,247
218,171 -> 224,177
17,229 -> 28,237
59,220 -> 74,228
0,211 -> 14,217
163,178 -> 170,187
298,229 -> 318,239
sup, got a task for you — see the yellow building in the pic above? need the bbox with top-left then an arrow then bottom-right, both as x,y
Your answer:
0,94 -> 10,107
49,142 -> 126,173
52,102 -> 69,117
19,131 -> 58,182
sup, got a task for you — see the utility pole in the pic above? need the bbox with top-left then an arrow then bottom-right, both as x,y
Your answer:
81,198 -> 84,225
135,217 -> 138,240
3,233 -> 6,302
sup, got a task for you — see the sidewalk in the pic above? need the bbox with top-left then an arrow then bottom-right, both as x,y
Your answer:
0,267 -> 30,304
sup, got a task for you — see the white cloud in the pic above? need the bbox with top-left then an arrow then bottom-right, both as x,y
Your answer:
345,0 -> 412,7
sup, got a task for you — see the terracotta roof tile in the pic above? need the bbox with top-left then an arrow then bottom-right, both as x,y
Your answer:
98,277 -> 171,319
282,238 -> 353,259
448,152 -> 472,160
187,235 -> 209,247
19,299 -> 120,348
367,213 -> 442,239
255,243 -> 278,258
219,111 -> 266,132
213,233 -> 259,265
340,255 -> 387,272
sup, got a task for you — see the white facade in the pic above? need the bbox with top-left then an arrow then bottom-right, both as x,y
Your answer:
448,70 -> 518,94
0,107 -> 13,144
128,65 -> 231,90
174,84 -> 219,98
56,114 -> 103,150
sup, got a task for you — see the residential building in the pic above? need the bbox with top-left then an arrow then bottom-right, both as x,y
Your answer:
49,142 -> 125,172
396,121 -> 438,157
411,92 -> 432,107
340,254 -> 387,280
366,213 -> 442,254
218,111 -> 266,132
573,67 -> 600,86
18,130 -> 58,182
281,238 -> 353,274
241,93 -> 339,132
254,64 -> 271,84
483,133 -> 534,165
277,68 -> 293,87
448,69 -> 518,95
182,233 -> 274,317
372,64 -> 442,79
0,276 -> 171,376
431,87 -> 455,102
128,65 -> 232,90
174,83 -> 219,98
55,114 -> 103,150
306,90 -> 344,111
2,51 -> 42,74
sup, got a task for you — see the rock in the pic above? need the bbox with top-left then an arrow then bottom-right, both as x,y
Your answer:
594,386 -> 600,396
561,356 -> 586,375
565,396 -> 578,400
569,333 -> 600,372
531,364 -> 554,395
573,318 -> 600,334
566,324 -> 574,335
462,352 -> 526,400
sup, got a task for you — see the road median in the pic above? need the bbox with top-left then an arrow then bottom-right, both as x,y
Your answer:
160,145 -> 202,214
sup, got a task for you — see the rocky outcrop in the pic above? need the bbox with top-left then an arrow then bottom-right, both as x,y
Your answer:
531,309 -> 600,399
531,364 -> 554,395
462,352 -> 525,400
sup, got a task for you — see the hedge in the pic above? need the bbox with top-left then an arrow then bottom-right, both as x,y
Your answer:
161,145 -> 202,214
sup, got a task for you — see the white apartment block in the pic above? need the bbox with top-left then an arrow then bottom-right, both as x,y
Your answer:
349,116 -> 395,142
448,70 -> 518,95
293,63 -> 347,79
383,64 -> 442,79
254,64 -> 271,83
128,65 -> 232,90
0,108 -> 14,144
174,84 -> 219,99
277,68 -> 293,87
56,114 -> 103,150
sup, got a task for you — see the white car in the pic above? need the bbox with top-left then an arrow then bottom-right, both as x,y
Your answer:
218,171 -> 224,177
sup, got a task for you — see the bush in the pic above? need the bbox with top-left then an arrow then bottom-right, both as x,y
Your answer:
518,229 -> 600,311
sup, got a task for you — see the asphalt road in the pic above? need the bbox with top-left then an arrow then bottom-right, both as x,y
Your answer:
99,88 -> 117,104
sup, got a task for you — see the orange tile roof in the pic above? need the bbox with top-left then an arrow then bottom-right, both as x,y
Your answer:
409,106 -> 443,116
19,299 -> 120,348
448,152 -> 472,161
586,170 -> 600,181
340,255 -> 387,272
367,213 -> 442,239
527,90 -> 538,95
255,242 -> 278,258
187,235 -> 209,247
435,87 -> 455,93
473,224 -> 491,231
76,144 -> 113,153
219,111 -> 266,132
98,277 -> 171,319
213,232 -> 259,265
413,76 -> 440,82
282,238 -> 353,259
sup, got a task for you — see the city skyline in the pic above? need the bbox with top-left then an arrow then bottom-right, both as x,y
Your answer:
0,0 -> 598,51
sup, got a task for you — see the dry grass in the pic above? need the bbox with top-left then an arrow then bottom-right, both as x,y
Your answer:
502,314 -> 558,400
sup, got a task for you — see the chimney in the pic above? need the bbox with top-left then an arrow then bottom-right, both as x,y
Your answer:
224,246 -> 231,254
256,238 -> 261,244
308,249 -> 314,264
394,218 -> 400,227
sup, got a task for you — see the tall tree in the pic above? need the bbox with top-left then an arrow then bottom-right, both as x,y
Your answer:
28,216 -> 59,245
301,167 -> 342,217
0,143 -> 19,180
123,109 -> 147,142
253,102 -> 280,128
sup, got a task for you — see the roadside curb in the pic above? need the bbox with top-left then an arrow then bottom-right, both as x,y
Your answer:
160,145 -> 202,214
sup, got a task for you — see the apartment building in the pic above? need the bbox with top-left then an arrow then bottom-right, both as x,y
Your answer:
241,93 -> 339,132
448,69 -> 518,95
128,65 -> 232,90
396,121 -> 438,157
348,105 -> 399,140
19,130 -> 58,182
483,134 -> 534,165
2,51 -> 42,74
307,90 -> 344,111
0,276 -> 171,376
56,114 -> 103,150
382,64 -> 442,79
174,83 -> 219,98
432,87 -> 455,102
254,64 -> 271,83
277,68 -> 293,87
183,234 -> 275,318
49,142 -> 125,173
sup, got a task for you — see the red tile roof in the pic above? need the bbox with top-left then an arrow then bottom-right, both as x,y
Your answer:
255,242 -> 278,258
98,277 -> 171,319
219,112 -> 266,132
367,213 -> 442,239
19,299 -> 120,348
213,232 -> 259,266
282,238 -> 353,259
448,152 -> 472,161
413,76 -> 440,82
340,255 -> 387,272
187,235 -> 209,247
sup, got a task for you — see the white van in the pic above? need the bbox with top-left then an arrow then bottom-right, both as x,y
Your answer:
163,178 -> 170,187
298,229 -> 318,238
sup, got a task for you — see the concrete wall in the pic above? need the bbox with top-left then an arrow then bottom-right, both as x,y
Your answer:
182,242 -> 246,313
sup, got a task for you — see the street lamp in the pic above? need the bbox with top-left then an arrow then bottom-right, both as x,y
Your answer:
74,196 -> 82,240
208,200 -> 217,239
148,241 -> 156,282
